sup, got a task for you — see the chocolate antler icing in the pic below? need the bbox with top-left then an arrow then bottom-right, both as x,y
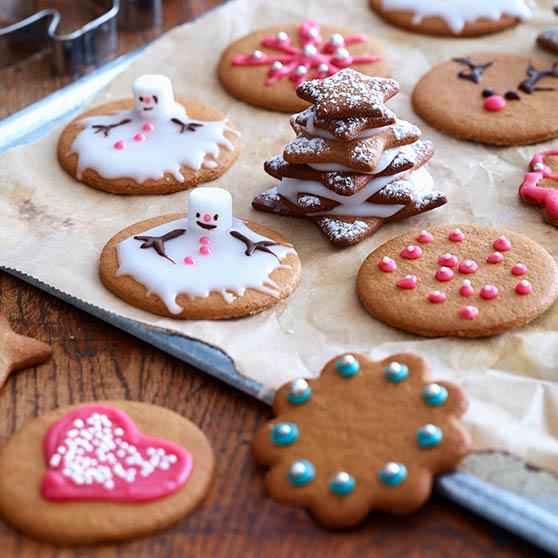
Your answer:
230,231 -> 282,260
134,228 -> 186,264
453,58 -> 493,84
91,119 -> 131,137
519,62 -> 558,94
171,119 -> 204,134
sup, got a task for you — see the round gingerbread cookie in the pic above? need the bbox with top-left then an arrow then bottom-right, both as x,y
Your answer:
100,187 -> 301,319
412,54 -> 558,146
357,225 -> 558,338
369,0 -> 532,37
520,149 -> 558,227
58,74 -> 240,195
218,19 -> 390,113
0,401 -> 214,544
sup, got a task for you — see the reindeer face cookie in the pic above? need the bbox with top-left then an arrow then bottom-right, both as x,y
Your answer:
58,74 -> 241,195
357,225 -> 558,338
252,352 -> 470,527
100,188 -> 301,319
520,149 -> 558,227
412,54 -> 558,146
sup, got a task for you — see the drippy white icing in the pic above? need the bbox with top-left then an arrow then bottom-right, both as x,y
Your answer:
116,217 -> 294,314
380,0 -> 532,33
70,105 -> 238,183
303,108 -> 391,140
309,147 -> 399,174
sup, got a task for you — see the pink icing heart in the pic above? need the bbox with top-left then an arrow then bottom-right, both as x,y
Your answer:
41,404 -> 193,502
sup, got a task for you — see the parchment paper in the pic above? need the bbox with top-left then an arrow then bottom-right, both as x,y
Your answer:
1,0 -> 558,471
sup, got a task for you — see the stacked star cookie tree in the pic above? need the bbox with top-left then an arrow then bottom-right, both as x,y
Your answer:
252,69 -> 446,247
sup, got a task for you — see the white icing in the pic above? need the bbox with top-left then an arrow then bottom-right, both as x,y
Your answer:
70,75 -> 239,184
308,147 -> 400,175
187,187 -> 233,234
380,0 -> 532,33
116,217 -> 294,314
303,108 -> 390,140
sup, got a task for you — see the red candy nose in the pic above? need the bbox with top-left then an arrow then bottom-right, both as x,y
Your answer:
144,96 -> 153,104
203,213 -> 212,222
483,95 -> 506,112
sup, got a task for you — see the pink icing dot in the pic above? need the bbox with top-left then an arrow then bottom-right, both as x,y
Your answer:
396,275 -> 417,290
448,229 -> 465,242
428,290 -> 446,303
142,122 -> 155,132
134,133 -> 146,142
484,95 -> 507,112
458,259 -> 478,274
459,305 -> 479,320
438,253 -> 458,267
511,263 -> 528,276
460,280 -> 474,297
184,256 -> 196,265
378,256 -> 397,272
486,252 -> 504,264
400,245 -> 422,260
436,267 -> 454,282
416,230 -> 433,244
480,284 -> 499,300
493,236 -> 512,252
113,140 -> 126,150
515,280 -> 533,295
199,236 -> 211,245
199,246 -> 211,256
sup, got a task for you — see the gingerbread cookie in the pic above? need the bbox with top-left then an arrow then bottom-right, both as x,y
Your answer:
520,149 -> 558,227
413,54 -> 558,146
252,69 -> 446,248
218,20 -> 390,113
537,5 -> 558,54
0,401 -> 214,544
100,187 -> 301,319
357,225 -> 558,338
369,0 -> 532,37
252,352 -> 470,527
58,74 -> 240,195
0,314 -> 52,391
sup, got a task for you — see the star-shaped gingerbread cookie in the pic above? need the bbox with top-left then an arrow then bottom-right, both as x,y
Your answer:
0,314 -> 52,390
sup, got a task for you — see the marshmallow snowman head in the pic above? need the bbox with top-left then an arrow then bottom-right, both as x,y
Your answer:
133,75 -> 176,120
187,188 -> 233,235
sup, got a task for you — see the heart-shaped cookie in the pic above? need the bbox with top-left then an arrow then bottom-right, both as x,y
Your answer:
41,404 -> 193,502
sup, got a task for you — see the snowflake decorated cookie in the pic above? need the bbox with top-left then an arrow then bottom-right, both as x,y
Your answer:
413,54 -> 558,146
99,187 -> 301,319
369,0 -> 532,37
218,20 -> 390,113
0,401 -> 214,544
520,149 -> 558,227
357,225 -> 558,338
252,352 -> 470,527
58,74 -> 241,195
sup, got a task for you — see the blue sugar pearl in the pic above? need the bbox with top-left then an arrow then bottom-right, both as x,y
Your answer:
287,459 -> 315,486
287,378 -> 312,405
329,471 -> 356,496
336,354 -> 360,377
421,383 -> 448,407
417,424 -> 443,449
378,462 -> 407,487
384,361 -> 409,383
270,422 -> 299,446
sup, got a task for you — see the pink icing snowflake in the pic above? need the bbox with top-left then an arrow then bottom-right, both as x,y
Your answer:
231,20 -> 381,88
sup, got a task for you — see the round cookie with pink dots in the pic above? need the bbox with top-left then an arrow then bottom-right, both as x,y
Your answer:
357,225 -> 558,338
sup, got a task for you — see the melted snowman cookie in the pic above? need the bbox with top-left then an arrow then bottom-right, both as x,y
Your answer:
0,401 -> 214,544
100,188 -> 301,319
58,75 -> 241,195
357,225 -> 558,338
413,54 -> 558,146
369,0 -> 532,37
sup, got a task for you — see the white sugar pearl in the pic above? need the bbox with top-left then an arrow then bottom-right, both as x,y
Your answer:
291,378 -> 309,394
303,44 -> 317,56
276,31 -> 289,41
329,33 -> 344,45
318,63 -> 329,73
271,61 -> 283,71
251,49 -> 264,60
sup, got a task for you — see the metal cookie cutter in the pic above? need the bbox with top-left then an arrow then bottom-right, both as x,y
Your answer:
0,0 -> 162,75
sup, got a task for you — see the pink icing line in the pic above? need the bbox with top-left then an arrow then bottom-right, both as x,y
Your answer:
231,19 -> 380,87
520,149 -> 558,219
41,404 -> 193,503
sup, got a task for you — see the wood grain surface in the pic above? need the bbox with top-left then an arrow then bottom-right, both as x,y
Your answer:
0,1 -> 550,556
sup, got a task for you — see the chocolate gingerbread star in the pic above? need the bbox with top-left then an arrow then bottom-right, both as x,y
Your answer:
296,69 -> 399,119
134,228 -> 186,264
0,314 -> 52,391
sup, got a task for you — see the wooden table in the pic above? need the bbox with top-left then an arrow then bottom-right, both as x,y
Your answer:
0,2 -> 549,556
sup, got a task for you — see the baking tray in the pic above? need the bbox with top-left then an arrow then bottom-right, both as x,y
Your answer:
1,49 -> 558,557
